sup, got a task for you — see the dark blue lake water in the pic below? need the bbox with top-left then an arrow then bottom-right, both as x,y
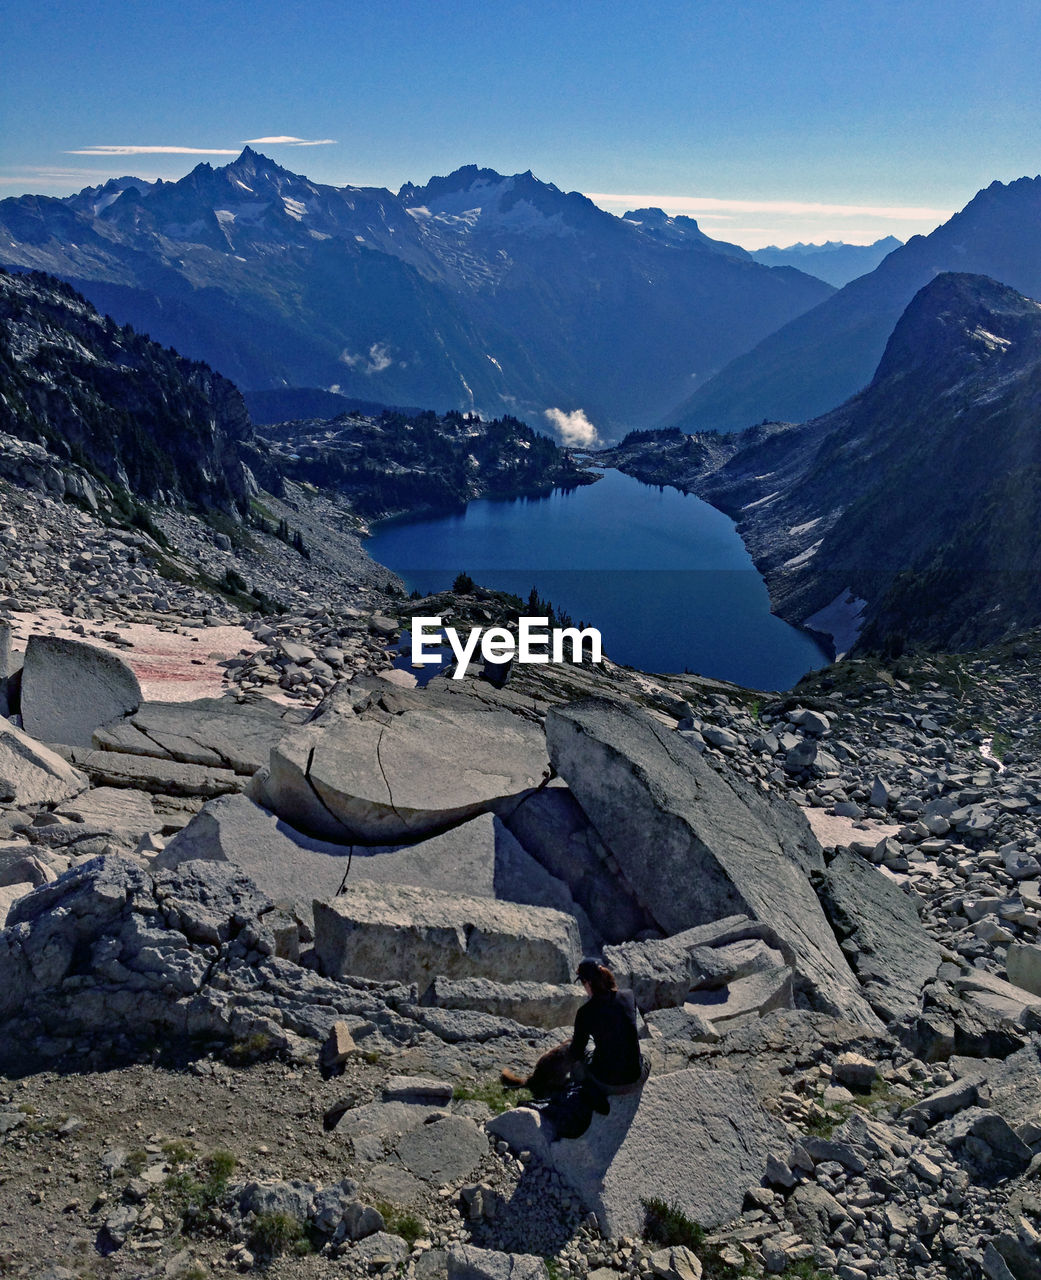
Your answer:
364,468 -> 829,690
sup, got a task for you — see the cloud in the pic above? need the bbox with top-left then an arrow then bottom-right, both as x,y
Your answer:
341,342 -> 393,375
544,407 -> 601,448
67,145 -> 240,156
242,136 -> 337,147
588,191 -> 954,222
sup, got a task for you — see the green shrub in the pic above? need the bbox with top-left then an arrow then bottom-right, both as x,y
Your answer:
250,1210 -> 311,1258
642,1197 -> 706,1251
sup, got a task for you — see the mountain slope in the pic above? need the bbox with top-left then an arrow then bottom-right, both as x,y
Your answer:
0,151 -> 833,432
607,273 -> 1041,653
673,176 -> 1041,431
0,267 -> 261,513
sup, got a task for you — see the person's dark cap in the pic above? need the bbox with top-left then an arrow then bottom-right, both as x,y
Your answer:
576,958 -> 600,982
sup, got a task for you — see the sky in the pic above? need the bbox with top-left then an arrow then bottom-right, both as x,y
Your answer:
3,0 -> 1040,249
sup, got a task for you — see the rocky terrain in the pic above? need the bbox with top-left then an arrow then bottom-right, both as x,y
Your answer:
257,408 -> 596,521
1,515 -> 1040,1280
602,273 -> 1041,657
1,237 -> 1039,1280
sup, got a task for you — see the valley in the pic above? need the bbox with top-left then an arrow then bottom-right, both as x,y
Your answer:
1,149 -> 1040,1280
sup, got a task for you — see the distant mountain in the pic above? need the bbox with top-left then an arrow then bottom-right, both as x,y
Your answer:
0,267 -> 263,513
620,208 -> 751,258
750,236 -> 902,287
672,175 -> 1041,431
0,150 -> 832,433
608,272 -> 1041,653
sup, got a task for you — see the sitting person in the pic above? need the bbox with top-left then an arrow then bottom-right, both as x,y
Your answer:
570,958 -> 646,1094
502,959 -> 648,1097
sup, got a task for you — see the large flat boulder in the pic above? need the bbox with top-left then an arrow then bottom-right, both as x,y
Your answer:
95,697 -> 295,775
54,787 -> 157,844
545,699 -> 880,1028
257,687 -> 549,843
427,976 -> 586,1029
0,719 -> 88,807
314,881 -> 580,985
21,635 -> 141,748
158,797 -> 586,935
813,848 -> 943,1025
489,1067 -> 785,1235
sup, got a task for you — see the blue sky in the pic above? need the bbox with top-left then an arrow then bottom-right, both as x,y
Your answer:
4,0 -> 1039,248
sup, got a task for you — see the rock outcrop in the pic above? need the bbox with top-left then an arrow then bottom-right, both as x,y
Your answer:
313,882 -> 581,987
256,682 -> 550,843
20,634 -> 142,748
546,698 -> 881,1028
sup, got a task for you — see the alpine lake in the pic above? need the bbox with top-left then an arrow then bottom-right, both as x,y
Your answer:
365,467 -> 829,691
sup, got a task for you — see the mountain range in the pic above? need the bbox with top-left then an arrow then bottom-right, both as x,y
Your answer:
0,150 -> 832,433
749,236 -> 903,288
672,176 -> 1041,431
605,271 -> 1041,654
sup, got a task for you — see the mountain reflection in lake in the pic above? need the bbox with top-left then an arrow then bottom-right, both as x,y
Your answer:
365,468 -> 828,691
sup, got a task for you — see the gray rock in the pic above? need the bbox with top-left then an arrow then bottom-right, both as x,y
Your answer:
79,749 -> 244,797
394,1113 -> 487,1184
237,1178 -> 317,1222
1006,942 -> 1041,997
21,635 -> 141,748
314,881 -> 580,985
96,696 -> 293,775
259,683 -> 549,842
428,976 -> 585,1029
685,965 -> 794,1031
503,783 -> 654,944
157,794 -> 352,923
931,1107 -> 1033,1177
813,847 -> 943,1025
382,1076 -> 455,1105
54,786 -> 156,841
0,719 -> 88,807
447,1244 -> 549,1280
346,1231 -> 409,1268
500,1067 -> 785,1236
649,1246 -> 702,1280
546,699 -> 878,1027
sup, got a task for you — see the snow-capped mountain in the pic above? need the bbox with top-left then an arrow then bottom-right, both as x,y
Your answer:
0,150 -> 833,430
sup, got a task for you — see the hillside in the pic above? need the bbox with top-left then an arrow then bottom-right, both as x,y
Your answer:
672,175 -> 1041,431
605,272 -> 1041,655
0,150 -> 833,432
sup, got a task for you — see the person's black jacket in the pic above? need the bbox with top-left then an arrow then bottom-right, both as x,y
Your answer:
571,989 -> 641,1086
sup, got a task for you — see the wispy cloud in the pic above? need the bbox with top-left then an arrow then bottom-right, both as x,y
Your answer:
544,407 -> 601,448
589,192 -> 954,222
0,166 -> 155,186
68,145 -> 240,156
242,136 -> 337,147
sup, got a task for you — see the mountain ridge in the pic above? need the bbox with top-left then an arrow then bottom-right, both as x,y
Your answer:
604,271 -> 1041,654
0,150 -> 833,432
672,175 -> 1041,431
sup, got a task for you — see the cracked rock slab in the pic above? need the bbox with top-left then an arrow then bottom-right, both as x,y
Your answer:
95,696 -> 295,775
258,697 -> 549,843
546,698 -> 881,1030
